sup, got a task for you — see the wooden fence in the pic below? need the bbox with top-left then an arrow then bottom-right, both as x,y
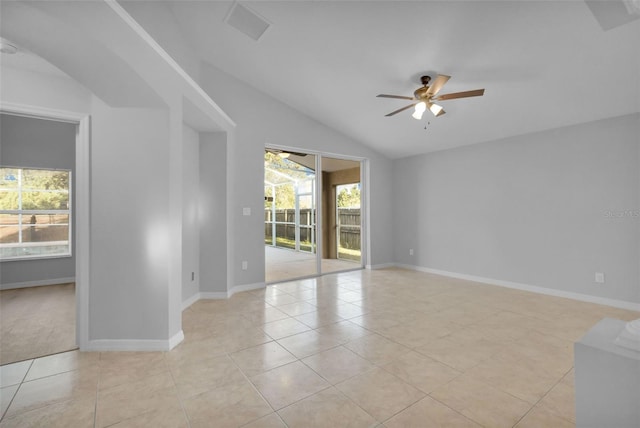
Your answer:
265,208 -> 360,250
336,208 -> 360,250
264,209 -> 314,245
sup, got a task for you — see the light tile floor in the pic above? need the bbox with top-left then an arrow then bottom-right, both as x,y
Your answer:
1,268 -> 638,427
0,283 -> 76,365
266,246 -> 360,283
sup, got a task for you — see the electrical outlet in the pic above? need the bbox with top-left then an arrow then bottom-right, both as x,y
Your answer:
243,207 -> 251,216
595,272 -> 605,284
242,261 -> 248,270
409,249 -> 414,256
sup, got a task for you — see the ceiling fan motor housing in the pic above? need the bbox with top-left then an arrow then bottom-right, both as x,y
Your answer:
414,86 -> 431,100
414,75 -> 432,100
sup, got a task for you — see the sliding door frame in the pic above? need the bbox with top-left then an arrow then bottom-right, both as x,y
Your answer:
265,144 -> 367,282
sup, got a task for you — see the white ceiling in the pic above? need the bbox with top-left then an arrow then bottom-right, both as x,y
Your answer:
0,1 -> 233,131
132,0 -> 639,159
0,40 -> 69,79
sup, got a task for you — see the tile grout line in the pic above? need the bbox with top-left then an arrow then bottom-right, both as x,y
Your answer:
292,332 -> 434,425
226,333 -> 287,427
510,365 -> 576,428
93,358 -> 99,428
163,353 -> 193,428
0,358 -> 34,422
426,393 -> 486,427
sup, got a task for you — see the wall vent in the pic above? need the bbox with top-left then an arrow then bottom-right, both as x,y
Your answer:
225,2 -> 271,41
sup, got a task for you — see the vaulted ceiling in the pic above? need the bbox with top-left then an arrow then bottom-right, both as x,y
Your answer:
121,1 -> 639,158
3,1 -> 639,159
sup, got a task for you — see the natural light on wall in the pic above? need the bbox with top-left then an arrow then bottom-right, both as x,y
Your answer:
0,167 -> 72,260
144,219 -> 170,273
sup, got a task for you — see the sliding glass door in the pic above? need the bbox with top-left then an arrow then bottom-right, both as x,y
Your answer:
264,150 -> 318,282
265,148 -> 363,283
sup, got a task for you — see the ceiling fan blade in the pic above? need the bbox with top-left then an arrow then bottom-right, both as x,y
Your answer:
426,74 -> 450,96
377,94 -> 415,100
385,103 -> 417,117
435,89 -> 485,101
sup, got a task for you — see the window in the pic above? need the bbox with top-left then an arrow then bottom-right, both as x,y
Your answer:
0,167 -> 72,260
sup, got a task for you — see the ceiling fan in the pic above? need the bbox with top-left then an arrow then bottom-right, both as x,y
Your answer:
377,75 -> 485,119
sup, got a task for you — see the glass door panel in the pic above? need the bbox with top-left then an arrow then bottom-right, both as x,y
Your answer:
264,150 -> 318,283
336,183 -> 361,263
321,157 -> 363,275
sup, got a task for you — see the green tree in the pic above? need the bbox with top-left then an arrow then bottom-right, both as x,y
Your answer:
0,168 -> 69,211
337,184 -> 360,208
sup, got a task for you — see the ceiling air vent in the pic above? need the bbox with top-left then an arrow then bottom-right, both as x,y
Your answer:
225,2 -> 271,41
585,0 -> 640,30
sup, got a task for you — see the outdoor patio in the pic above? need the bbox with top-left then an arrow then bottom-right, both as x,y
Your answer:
265,246 -> 360,283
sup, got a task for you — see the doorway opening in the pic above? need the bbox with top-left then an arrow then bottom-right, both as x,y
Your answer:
0,112 -> 86,365
264,149 -> 364,283
0,104 -> 90,360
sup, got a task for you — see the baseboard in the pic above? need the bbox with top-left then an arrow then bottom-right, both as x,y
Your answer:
168,330 -> 184,350
396,264 -> 640,312
199,291 -> 229,299
1,277 -> 76,290
85,337 -> 178,352
181,282 -> 266,309
229,282 -> 265,297
182,292 -> 201,310
366,263 -> 395,270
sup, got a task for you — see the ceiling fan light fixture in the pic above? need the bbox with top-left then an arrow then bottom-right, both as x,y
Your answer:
378,73 -> 483,119
412,101 -> 426,120
428,102 -> 444,116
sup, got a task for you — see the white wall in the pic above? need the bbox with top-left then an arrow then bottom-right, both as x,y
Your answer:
0,66 -> 91,114
1,63 -> 183,346
181,124 -> 200,302
393,113 -> 640,305
200,63 -> 394,288
199,132 -> 228,294
89,96 -> 172,340
0,114 -> 76,288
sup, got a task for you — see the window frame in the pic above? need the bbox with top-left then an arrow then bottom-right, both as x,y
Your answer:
0,166 -> 73,262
